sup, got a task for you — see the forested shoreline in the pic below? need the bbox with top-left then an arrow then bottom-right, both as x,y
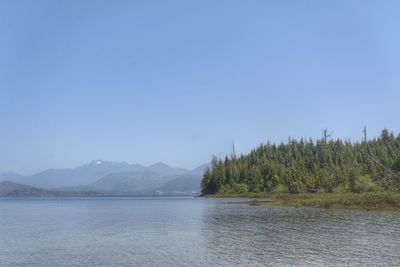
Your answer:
201,129 -> 400,195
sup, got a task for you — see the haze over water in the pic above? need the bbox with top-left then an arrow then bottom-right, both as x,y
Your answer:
1,197 -> 399,267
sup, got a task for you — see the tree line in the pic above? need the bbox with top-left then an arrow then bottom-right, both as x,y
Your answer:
201,129 -> 400,195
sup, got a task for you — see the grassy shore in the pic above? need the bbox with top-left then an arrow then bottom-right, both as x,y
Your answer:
206,192 -> 400,211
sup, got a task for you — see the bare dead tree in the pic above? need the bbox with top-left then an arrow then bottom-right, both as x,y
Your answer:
363,126 -> 367,143
322,128 -> 333,142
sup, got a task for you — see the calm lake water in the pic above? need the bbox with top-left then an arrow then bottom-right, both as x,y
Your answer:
0,197 -> 399,267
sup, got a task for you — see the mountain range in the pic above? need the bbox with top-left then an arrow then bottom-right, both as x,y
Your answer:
0,160 -> 209,196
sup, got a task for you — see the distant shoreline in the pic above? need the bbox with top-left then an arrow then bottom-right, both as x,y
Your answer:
0,194 -> 197,198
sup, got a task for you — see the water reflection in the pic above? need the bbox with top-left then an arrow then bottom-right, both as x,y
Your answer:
0,197 -> 399,267
201,202 -> 400,266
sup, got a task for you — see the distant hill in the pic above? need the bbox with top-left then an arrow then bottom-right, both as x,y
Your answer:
86,171 -> 171,195
0,181 -> 101,197
18,160 -> 144,188
87,163 -> 209,195
155,163 -> 210,194
6,160 -> 209,196
157,174 -> 201,193
189,163 -> 211,175
145,162 -> 188,176
0,181 -> 51,196
70,163 -> 210,195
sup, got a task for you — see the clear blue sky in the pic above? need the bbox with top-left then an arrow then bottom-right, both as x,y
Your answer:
1,0 -> 399,174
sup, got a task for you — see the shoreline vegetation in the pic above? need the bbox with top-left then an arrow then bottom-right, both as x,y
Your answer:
205,192 -> 400,211
201,129 -> 400,211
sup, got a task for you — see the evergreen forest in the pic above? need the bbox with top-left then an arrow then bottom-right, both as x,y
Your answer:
201,129 -> 400,195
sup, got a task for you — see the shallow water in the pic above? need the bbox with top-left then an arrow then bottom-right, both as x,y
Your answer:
0,197 -> 399,266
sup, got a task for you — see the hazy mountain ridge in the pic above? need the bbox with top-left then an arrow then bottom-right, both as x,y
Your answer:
157,174 -> 201,193
17,160 -> 144,189
145,162 -> 188,176
4,160 -> 209,196
87,171 -> 169,194
0,181 -> 101,197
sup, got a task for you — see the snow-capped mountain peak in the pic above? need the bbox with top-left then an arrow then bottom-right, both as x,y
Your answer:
88,159 -> 105,166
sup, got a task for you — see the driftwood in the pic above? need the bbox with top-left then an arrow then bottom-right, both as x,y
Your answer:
306,188 -> 318,193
